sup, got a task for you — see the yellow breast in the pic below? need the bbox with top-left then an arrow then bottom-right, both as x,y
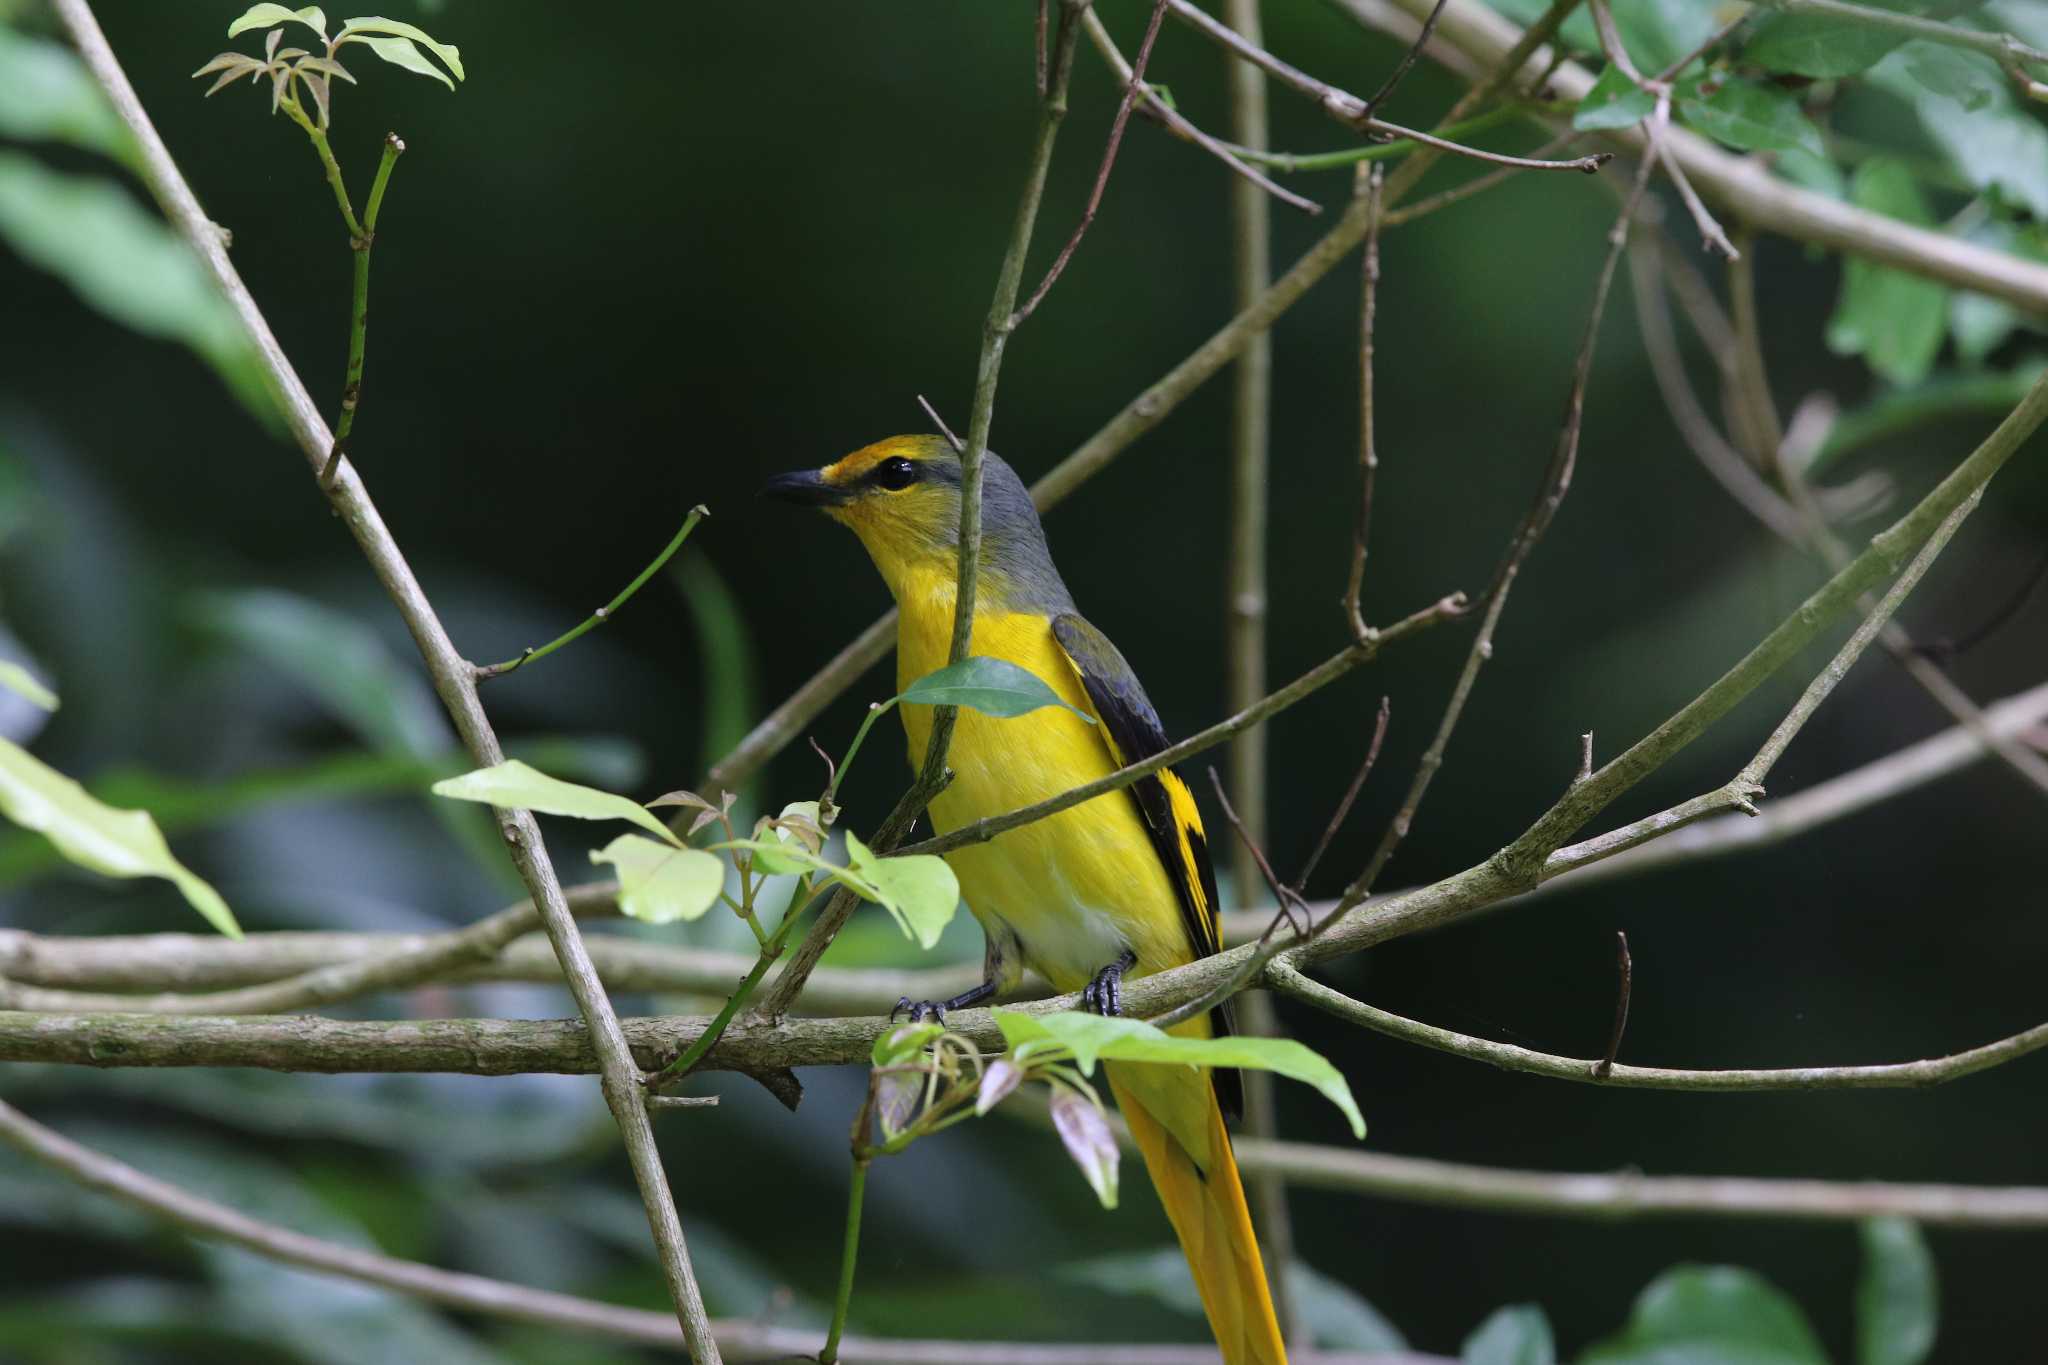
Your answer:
893,567 -> 1191,991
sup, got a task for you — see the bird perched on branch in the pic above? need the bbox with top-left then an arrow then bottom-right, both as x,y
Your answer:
764,434 -> 1287,1365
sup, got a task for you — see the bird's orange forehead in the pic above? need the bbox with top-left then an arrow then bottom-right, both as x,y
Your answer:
823,437 -> 928,484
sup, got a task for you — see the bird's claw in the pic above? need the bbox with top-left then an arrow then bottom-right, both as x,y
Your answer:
1082,951 -> 1136,1017
890,996 -> 946,1026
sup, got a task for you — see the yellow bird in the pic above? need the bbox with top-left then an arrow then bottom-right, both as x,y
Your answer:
765,434 -> 1288,1365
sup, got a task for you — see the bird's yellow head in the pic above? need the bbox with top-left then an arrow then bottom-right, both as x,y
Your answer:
762,435 -> 1072,612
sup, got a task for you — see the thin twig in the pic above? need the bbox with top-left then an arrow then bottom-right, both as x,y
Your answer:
1591,930 -> 1631,1080
1166,0 -> 1609,173
1080,7 -> 1320,214
1342,163 -> 1383,642
893,593 -> 1466,859
476,505 -> 708,679
1294,695 -> 1391,892
917,394 -> 966,452
47,5 -> 721,1351
1014,0 -> 1168,325
1362,0 -> 1452,116
1208,767 -> 1311,939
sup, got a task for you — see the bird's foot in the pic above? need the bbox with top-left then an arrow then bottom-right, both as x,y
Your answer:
890,996 -> 946,1026
1081,951 -> 1137,1017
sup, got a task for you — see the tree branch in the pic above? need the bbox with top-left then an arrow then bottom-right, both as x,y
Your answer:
48,3 -> 719,1349
0,1095 -> 1435,1364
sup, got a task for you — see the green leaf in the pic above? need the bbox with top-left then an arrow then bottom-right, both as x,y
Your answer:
338,17 -> 464,80
1463,1304 -> 1555,1365
751,799 -> 822,877
1573,64 -> 1657,131
1678,77 -> 1824,158
431,759 -> 678,844
227,4 -> 328,40
872,1021 -> 944,1066
0,737 -> 239,938
1869,44 -> 2048,220
1048,1086 -> 1119,1208
0,29 -> 136,168
343,33 -> 455,90
1857,1218 -> 1937,1365
897,656 -> 1093,723
0,660 -> 56,713
1825,159 -> 1949,387
844,830 -> 959,950
994,1009 -> 1365,1138
589,834 -> 723,925
0,154 -> 273,423
1743,3 -> 1912,77
1582,1265 -> 1828,1365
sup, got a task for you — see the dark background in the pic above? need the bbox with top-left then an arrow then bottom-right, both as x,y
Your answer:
3,1 -> 2045,1360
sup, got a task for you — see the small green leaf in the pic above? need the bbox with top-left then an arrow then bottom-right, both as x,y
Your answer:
1463,1304 -> 1555,1365
0,660 -> 56,713
1573,64 -> 1655,132
994,1009 -> 1365,1138
751,799 -> 822,877
844,830 -> 959,950
589,834 -> 723,925
431,759 -> 678,844
1581,1265 -> 1828,1364
1744,8 -> 1910,78
338,16 -> 463,80
897,656 -> 1092,723
227,5 -> 328,40
1048,1086 -> 1119,1208
1857,1218 -> 1937,1365
343,34 -> 454,90
872,1021 -> 943,1066
1678,77 -> 1824,158
1825,159 -> 1949,387
0,738 -> 240,938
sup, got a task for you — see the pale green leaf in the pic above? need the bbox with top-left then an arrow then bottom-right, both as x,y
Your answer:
751,799 -> 821,876
1573,64 -> 1655,132
994,1009 -> 1365,1137
1463,1304 -> 1555,1365
0,661 -> 56,713
431,759 -> 677,843
872,1021 -> 943,1066
897,656 -> 1092,723
227,5 -> 328,40
844,830 -> 959,949
1825,159 -> 1949,387
0,155 -> 273,422
1857,1218 -> 1937,1365
0,738 -> 239,938
344,34 -> 454,90
1869,44 -> 2048,220
0,29 -> 135,167
1581,1266 -> 1828,1364
1048,1086 -> 1119,1208
589,834 -> 723,925
338,16 -> 464,80
1678,77 -> 1824,158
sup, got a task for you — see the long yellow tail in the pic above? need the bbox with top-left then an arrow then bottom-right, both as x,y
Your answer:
1106,1064 -> 1288,1365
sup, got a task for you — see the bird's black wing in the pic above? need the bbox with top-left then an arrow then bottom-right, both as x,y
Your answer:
1052,613 -> 1239,1120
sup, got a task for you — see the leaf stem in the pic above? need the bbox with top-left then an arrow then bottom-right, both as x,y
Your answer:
822,699 -> 899,810
320,131 -> 405,485
820,1155 -> 870,1365
477,505 -> 709,679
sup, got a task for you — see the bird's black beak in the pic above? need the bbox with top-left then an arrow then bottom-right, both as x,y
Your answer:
759,468 -> 850,508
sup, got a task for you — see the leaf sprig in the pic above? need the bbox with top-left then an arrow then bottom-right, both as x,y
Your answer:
192,6 -> 464,129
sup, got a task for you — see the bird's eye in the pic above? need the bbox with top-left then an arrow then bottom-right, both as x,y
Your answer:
872,456 -> 919,491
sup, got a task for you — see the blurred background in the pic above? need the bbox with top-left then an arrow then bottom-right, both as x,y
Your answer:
2,0 -> 2045,1359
